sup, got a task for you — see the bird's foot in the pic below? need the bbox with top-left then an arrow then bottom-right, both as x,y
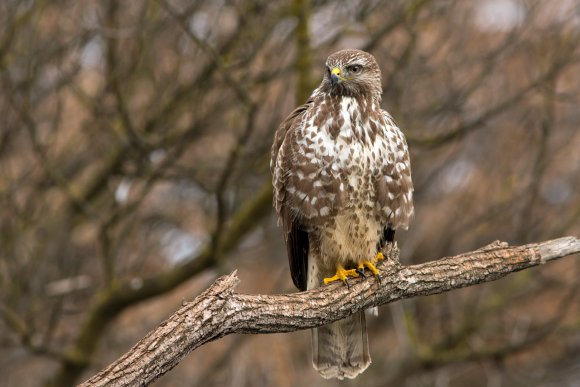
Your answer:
323,265 -> 359,287
357,259 -> 382,285
374,251 -> 385,262
357,260 -> 380,276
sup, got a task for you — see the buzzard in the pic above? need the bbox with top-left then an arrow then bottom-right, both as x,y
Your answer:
271,49 -> 414,379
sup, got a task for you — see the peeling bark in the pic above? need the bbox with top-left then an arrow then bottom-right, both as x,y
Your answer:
80,236 -> 580,387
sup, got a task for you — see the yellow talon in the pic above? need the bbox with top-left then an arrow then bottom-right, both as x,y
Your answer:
323,265 -> 359,285
374,251 -> 384,262
358,260 -> 380,276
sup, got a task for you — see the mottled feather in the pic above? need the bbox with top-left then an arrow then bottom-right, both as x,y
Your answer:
271,49 -> 414,379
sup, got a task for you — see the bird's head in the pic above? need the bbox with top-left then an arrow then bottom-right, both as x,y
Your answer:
322,49 -> 382,99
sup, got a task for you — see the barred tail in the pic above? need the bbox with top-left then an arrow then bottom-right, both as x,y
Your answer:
311,311 -> 371,379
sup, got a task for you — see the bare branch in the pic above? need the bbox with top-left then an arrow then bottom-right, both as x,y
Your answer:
46,181 -> 273,387
80,236 -> 579,387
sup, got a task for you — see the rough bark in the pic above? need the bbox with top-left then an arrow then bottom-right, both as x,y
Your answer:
80,236 -> 580,387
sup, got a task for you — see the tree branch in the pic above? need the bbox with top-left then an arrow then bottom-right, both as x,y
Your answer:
80,236 -> 579,387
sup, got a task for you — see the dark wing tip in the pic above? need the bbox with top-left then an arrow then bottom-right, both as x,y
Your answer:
286,221 -> 309,291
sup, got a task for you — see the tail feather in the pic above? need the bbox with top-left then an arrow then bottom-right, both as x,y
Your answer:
312,311 -> 371,379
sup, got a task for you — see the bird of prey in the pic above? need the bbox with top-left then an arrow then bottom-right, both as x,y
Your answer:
271,49 -> 414,379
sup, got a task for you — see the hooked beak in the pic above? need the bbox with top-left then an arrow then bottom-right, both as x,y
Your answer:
330,67 -> 344,85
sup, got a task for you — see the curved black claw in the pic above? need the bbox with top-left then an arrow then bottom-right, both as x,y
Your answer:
358,260 -> 382,285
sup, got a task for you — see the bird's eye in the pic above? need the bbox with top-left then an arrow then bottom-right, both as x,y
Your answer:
348,65 -> 362,74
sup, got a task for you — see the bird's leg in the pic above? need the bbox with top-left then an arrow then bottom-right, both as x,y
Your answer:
323,265 -> 359,287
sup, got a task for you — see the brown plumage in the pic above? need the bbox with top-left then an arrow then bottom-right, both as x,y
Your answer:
271,49 -> 414,379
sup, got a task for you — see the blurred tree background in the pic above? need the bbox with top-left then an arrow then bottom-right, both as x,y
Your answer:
0,0 -> 579,386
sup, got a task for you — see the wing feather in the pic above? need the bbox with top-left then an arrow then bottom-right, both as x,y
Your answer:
375,110 -> 414,229
272,99 -> 313,290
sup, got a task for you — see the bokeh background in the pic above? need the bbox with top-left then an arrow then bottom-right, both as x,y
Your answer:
1,1 -> 579,386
